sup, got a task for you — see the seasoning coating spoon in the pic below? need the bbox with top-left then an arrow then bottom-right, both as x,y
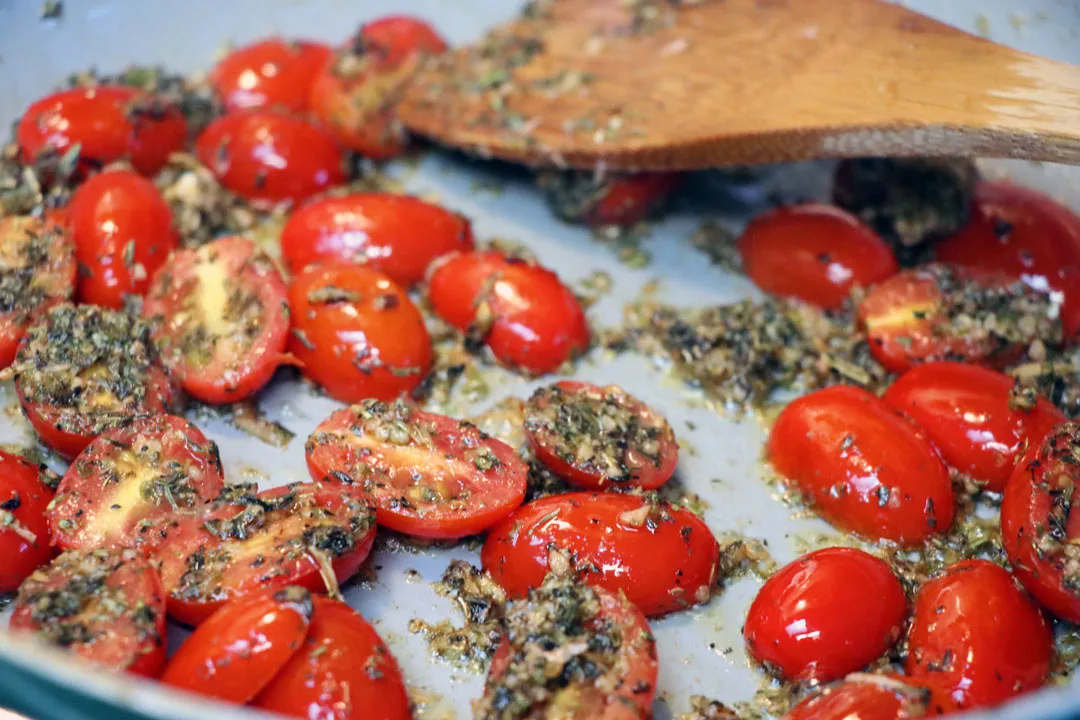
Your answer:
396,0 -> 1080,171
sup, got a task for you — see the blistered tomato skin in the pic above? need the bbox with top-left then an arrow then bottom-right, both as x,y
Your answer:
906,559 -> 1052,710
195,111 -> 347,205
17,86 -> 187,176
69,169 -> 178,309
883,362 -> 1064,492
482,492 -> 720,617
210,38 -> 332,113
737,204 -> 899,309
0,449 -> 55,593
279,193 -> 474,284
767,385 -> 954,545
427,250 -> 590,375
744,547 -> 905,684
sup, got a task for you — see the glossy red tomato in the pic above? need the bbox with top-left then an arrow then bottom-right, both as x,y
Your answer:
11,547 -> 167,676
253,595 -> 411,720
737,203 -> 899,309
162,585 -> 313,703
195,111 -> 346,205
937,180 -> 1080,337
154,482 -> 376,626
359,15 -> 449,69
767,385 -> 954,545
48,415 -> 224,554
0,449 -> 55,592
288,263 -> 432,402
883,362 -> 1064,492
1002,421 -> 1080,622
783,675 -> 946,720
0,213 -> 76,369
523,380 -> 678,491
279,193 -> 474,284
17,86 -> 187,176
69,169 -> 178,309
744,547 -> 905,683
210,38 -> 332,113
143,236 -> 290,403
482,492 -> 720,617
307,400 -> 528,538
906,559 -> 1052,709
427,250 -> 590,375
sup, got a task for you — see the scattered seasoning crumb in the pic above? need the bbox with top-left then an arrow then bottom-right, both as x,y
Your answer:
690,221 -> 742,274
40,1 -> 62,20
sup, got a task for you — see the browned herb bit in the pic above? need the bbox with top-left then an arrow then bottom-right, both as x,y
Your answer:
679,696 -> 740,720
154,153 -> 260,247
0,140 -> 79,216
0,215 -> 74,331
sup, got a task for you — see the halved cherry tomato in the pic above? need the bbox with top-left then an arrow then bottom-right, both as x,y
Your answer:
936,180 -> 1080,337
767,385 -> 954,545
537,170 -> 682,227
744,547 -> 905,683
906,559 -> 1052,710
476,575 -> 658,720
1002,421 -> 1080,622
882,362 -> 1064,492
0,449 -> 55,592
524,380 -> 678,491
737,203 -> 898,309
288,263 -> 432,402
279,193 -> 474,284
784,674 -> 946,720
209,38 -> 332,113
142,236 -> 290,403
17,86 -> 187,177
154,482 -> 375,626
306,399 -> 528,539
427,250 -> 590,375
482,492 -> 719,617
162,585 -> 313,704
69,169 -> 178,309
48,415 -> 224,554
11,303 -> 175,459
194,111 -> 346,205
253,595 -> 411,720
10,547 -> 167,676
0,213 -> 76,369
858,263 -> 1059,374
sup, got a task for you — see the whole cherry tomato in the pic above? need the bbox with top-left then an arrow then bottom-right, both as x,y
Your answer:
906,559 -> 1052,710
784,675 -> 950,720
162,586 -> 313,703
195,111 -> 346,205
883,362 -> 1064,492
767,385 -> 954,545
537,170 -> 682,227
0,449 -> 55,593
737,203 -> 899,309
427,250 -> 590,375
288,263 -> 432,402
279,193 -> 474,284
937,180 -> 1080,337
744,547 -> 906,683
210,38 -> 332,113
69,169 -> 178,309
359,15 -> 449,69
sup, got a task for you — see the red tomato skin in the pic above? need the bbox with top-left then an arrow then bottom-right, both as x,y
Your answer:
767,385 -> 954,545
882,362 -> 1064,492
482,492 -> 720,617
195,111 -> 346,205
253,595 -> 411,720
288,263 -> 432,402
360,15 -> 449,68
69,170 -> 178,309
427,250 -> 590,375
210,38 -> 332,113
738,204 -> 899,309
162,586 -> 313,704
783,675 -> 944,720
0,450 -> 55,592
906,559 -> 1052,710
17,86 -> 186,176
587,172 -> 682,226
937,181 -> 1080,337
280,193 -> 474,284
744,547 -> 906,683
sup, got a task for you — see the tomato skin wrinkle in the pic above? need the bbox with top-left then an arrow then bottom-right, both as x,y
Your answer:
744,547 -> 906,684
768,385 -> 955,545
0,449 -> 55,593
210,38 -> 332,113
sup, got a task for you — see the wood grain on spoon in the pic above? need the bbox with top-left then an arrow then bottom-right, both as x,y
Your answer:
397,0 -> 1080,171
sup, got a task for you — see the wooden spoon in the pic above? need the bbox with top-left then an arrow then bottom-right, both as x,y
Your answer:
397,0 -> 1080,171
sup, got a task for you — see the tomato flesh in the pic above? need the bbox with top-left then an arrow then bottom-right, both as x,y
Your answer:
307,400 -> 528,539
210,38 -> 332,113
0,449 -> 55,593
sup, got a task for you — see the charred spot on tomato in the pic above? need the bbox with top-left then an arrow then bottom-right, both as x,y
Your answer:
0,216 -> 72,324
